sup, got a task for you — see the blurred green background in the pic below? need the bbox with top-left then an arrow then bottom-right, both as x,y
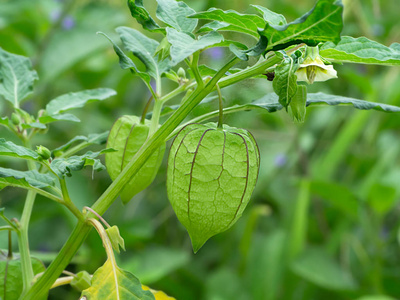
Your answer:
1,0 -> 400,299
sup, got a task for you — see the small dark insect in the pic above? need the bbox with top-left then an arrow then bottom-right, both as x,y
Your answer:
265,72 -> 275,81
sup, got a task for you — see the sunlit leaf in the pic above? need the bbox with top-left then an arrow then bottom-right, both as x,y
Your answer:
142,285 -> 175,299
0,47 -> 38,106
320,36 -> 400,66
46,88 -> 116,115
251,5 -> 286,26
156,0 -> 197,33
166,28 -> 223,65
81,258 -> 155,300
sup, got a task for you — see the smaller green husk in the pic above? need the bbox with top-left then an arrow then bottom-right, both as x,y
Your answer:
105,115 -> 165,203
167,123 -> 260,252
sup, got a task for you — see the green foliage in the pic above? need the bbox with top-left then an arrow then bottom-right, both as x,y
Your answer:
156,0 -> 197,33
127,0 -> 163,32
167,123 -> 260,252
0,167 -> 56,190
0,138 -> 40,161
105,115 -> 165,203
71,271 -> 92,292
106,226 -> 125,254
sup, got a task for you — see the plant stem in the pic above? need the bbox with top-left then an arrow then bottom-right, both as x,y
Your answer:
60,179 -> 84,221
149,99 -> 163,136
191,52 -> 204,89
24,55 -> 284,299
140,96 -> 153,124
216,84 -> 223,128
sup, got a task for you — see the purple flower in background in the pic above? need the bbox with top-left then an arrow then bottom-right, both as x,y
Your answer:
274,153 -> 287,167
205,47 -> 224,60
62,16 -> 75,30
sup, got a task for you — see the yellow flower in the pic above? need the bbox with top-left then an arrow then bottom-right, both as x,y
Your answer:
296,46 -> 337,84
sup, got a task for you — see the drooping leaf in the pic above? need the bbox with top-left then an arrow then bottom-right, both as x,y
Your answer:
156,0 -> 197,33
0,47 -> 38,106
0,138 -> 40,161
53,131 -> 109,153
251,5 -> 287,26
81,258 -> 155,300
98,31 -> 151,83
127,0 -> 163,32
0,254 -> 46,300
191,8 -> 265,38
50,149 -> 113,178
166,28 -> 223,65
116,26 -> 170,80
0,167 -> 56,190
272,54 -> 298,108
291,247 -> 357,291
288,84 -> 307,122
46,88 -> 116,115
320,36 -> 400,66
258,0 -> 343,53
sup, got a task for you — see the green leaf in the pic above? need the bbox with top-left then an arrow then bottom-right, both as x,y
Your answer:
46,88 -> 116,115
0,47 -> 38,107
0,254 -> 46,300
81,258 -> 155,300
156,0 -> 197,33
368,184 -> 397,216
272,55 -> 298,108
0,167 -> 56,190
116,26 -> 170,80
291,247 -> 357,291
288,85 -> 307,122
259,0 -> 343,53
122,247 -> 190,284
191,8 -> 265,38
166,28 -> 223,65
127,0 -> 163,32
0,138 -> 40,161
97,31 -> 151,83
167,123 -> 260,252
50,149 -> 112,178
38,113 -> 81,124
355,296 -> 397,300
251,4 -> 287,26
0,116 -> 9,128
106,226 -> 125,254
320,36 -> 400,65
53,131 -> 109,153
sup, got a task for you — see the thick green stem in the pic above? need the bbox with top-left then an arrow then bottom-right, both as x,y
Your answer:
191,52 -> 204,89
24,55 -> 283,299
216,84 -> 223,128
60,179 -> 84,221
149,99 -> 163,136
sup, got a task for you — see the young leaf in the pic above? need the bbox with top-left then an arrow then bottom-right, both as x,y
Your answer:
191,8 -> 265,38
156,0 -> 197,33
288,85 -> 307,122
46,88 -> 116,115
0,138 -> 41,161
0,48 -> 38,107
53,131 -> 109,153
0,167 -> 56,190
80,258 -> 155,300
97,31 -> 151,83
251,5 -> 287,26
166,28 -> 223,65
50,149 -> 113,178
127,0 -> 163,32
259,0 -> 343,53
106,225 -> 125,254
272,55 -> 298,108
116,26 -> 170,80
320,36 -> 400,66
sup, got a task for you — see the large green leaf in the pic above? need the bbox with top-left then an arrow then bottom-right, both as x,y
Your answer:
38,113 -> 81,124
45,88 -> 116,115
259,0 -> 343,53
0,47 -> 38,107
320,36 -> 400,65
272,55 -> 298,108
127,0 -> 163,32
0,253 -> 46,300
116,26 -> 170,80
0,167 -> 56,190
156,0 -> 197,33
98,32 -> 151,83
166,28 -> 223,65
0,138 -> 40,161
81,258 -> 155,300
50,149 -> 112,178
291,248 -> 357,290
191,8 -> 265,38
